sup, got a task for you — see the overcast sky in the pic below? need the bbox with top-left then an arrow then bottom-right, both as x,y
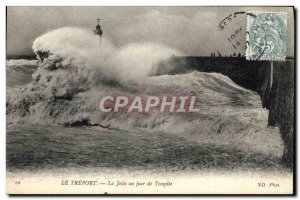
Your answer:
7,6 -> 294,56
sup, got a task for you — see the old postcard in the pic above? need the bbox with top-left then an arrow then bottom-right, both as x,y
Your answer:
6,6 -> 295,195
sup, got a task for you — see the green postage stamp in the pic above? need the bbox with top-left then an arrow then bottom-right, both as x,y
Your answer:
246,12 -> 288,61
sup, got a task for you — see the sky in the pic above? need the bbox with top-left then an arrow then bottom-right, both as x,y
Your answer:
7,6 -> 294,56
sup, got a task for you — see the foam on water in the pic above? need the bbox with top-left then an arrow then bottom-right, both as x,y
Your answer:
6,27 -> 284,158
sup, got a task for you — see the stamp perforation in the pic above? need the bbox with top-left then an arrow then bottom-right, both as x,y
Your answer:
246,11 -> 288,61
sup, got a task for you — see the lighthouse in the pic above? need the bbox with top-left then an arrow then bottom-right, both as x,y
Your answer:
94,18 -> 103,37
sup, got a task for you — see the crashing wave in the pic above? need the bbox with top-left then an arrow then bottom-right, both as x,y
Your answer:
6,59 -> 38,67
6,27 -> 283,158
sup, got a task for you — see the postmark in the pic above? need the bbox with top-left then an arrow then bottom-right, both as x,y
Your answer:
218,11 -> 256,31
216,11 -> 256,58
246,12 -> 287,61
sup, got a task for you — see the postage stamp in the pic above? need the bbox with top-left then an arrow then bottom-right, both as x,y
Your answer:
246,12 -> 287,61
